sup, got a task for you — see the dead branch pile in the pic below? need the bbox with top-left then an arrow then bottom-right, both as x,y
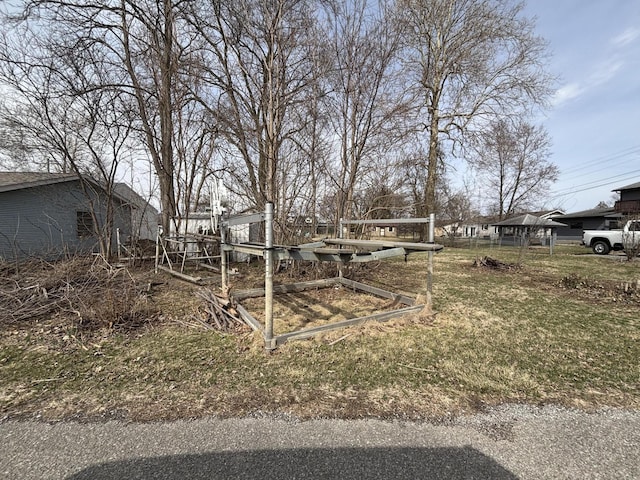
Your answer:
472,256 -> 521,271
0,256 -> 158,330
558,273 -> 640,304
196,288 -> 246,331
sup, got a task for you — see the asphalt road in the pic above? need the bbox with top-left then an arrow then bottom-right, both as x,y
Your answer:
1,405 -> 639,479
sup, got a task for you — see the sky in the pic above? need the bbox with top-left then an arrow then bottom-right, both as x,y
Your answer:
523,0 -> 640,213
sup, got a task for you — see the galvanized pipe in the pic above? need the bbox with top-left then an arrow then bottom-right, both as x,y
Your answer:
426,213 -> 435,309
220,223 -> 228,291
264,202 -> 275,349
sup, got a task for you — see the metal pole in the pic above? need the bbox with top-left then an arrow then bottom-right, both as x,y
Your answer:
116,228 -> 122,261
264,202 -> 275,350
154,226 -> 162,274
220,223 -> 228,291
338,218 -> 344,279
426,213 -> 435,310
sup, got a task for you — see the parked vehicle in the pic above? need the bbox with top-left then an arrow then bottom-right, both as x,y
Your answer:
582,220 -> 640,255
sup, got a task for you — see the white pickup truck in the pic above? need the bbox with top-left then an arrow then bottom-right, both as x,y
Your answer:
583,220 -> 640,255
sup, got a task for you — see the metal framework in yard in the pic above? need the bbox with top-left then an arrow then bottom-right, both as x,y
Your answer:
223,203 -> 443,350
154,229 -> 221,285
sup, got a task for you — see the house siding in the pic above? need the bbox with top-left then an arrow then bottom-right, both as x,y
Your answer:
620,188 -> 640,202
0,181 -> 131,260
550,211 -> 621,241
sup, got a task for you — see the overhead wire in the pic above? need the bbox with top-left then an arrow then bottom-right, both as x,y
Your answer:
558,144 -> 640,177
551,169 -> 640,197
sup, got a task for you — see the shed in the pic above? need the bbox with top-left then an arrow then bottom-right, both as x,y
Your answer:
0,172 -> 132,261
550,208 -> 621,241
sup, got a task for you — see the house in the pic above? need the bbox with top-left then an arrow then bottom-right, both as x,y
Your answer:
446,210 -> 565,240
549,207 -> 621,241
613,181 -> 640,215
0,172 -> 132,261
548,181 -> 640,241
441,215 -> 500,239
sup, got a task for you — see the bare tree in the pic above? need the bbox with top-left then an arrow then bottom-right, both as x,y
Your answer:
187,0 -> 318,237
439,185 -> 474,244
398,0 -> 554,224
0,18 -> 135,258
621,214 -> 640,261
12,0 -> 200,234
470,118 -> 558,219
322,0 -> 408,232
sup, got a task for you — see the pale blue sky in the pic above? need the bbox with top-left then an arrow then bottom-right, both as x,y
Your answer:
524,0 -> 640,212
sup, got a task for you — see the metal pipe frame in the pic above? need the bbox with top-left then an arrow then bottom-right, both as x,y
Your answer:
233,276 -> 424,348
218,211 -> 440,349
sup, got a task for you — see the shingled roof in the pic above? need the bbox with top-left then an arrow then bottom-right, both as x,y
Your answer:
0,171 -> 129,203
0,172 -> 77,193
613,181 -> 640,191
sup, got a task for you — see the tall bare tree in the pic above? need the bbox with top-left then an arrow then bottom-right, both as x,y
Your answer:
12,0 -> 198,234
470,118 -> 558,219
188,0 -> 317,235
398,0 -> 554,223
322,0 -> 408,231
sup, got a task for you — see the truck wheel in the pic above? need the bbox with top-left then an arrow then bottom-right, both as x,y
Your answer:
592,241 -> 610,255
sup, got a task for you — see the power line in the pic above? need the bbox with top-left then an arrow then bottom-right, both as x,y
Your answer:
549,172 -> 640,199
558,144 -> 640,176
552,168 -> 640,196
560,152 -> 640,182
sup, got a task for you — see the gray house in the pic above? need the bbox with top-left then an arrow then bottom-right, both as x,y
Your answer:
613,181 -> 640,215
549,181 -> 640,241
550,207 -> 621,241
0,172 -> 132,260
113,183 -> 159,242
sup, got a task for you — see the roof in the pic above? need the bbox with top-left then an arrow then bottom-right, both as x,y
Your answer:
528,209 -> 565,218
0,172 -> 77,193
0,171 -> 128,204
491,214 -> 566,228
612,181 -> 640,192
113,183 -> 159,214
551,207 -> 620,220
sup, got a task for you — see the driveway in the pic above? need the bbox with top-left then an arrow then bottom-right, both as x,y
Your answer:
2,405 -> 639,479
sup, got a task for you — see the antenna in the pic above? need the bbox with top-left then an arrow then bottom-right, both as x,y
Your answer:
209,177 -> 227,233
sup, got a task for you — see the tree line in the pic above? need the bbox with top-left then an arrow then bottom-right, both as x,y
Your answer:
0,0 -> 558,243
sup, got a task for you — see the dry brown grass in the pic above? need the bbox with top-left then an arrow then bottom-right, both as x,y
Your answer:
1,248 -> 638,421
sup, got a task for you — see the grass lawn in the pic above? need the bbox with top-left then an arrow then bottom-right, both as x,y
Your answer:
1,245 -> 638,421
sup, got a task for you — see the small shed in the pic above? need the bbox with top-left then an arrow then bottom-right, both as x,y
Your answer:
492,214 -> 566,254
